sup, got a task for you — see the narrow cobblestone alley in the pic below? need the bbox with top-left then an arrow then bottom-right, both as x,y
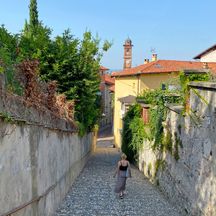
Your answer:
54,133 -> 180,216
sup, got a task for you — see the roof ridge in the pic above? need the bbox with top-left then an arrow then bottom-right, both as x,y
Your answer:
153,59 -> 197,63
111,59 -> 216,77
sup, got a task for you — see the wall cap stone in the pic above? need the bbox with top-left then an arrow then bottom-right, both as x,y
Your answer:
166,104 -> 183,114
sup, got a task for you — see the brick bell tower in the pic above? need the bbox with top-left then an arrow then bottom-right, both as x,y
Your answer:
123,38 -> 133,69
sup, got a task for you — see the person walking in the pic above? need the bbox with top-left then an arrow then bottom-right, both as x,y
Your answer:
113,153 -> 131,199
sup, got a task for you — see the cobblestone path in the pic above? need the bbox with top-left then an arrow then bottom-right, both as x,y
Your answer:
54,137 -> 180,216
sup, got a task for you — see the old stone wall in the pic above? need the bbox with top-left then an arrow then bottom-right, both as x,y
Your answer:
0,91 -> 93,216
138,82 -> 216,216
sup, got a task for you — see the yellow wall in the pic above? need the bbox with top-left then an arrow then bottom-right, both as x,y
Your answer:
113,72 -> 178,148
113,76 -> 138,147
139,73 -> 177,93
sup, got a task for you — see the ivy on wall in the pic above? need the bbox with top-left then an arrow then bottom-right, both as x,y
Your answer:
121,104 -> 144,162
179,71 -> 211,114
138,88 -> 181,151
122,71 -> 212,164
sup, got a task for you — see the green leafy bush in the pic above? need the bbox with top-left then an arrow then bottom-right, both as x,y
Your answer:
138,88 -> 181,150
0,0 -> 112,135
129,116 -> 147,152
0,25 -> 23,95
122,104 -> 143,162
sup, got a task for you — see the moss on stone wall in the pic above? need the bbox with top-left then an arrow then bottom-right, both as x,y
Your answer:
163,129 -> 172,153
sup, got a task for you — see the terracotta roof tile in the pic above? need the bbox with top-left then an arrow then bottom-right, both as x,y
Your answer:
100,65 -> 109,71
111,60 -> 216,77
101,74 -> 115,85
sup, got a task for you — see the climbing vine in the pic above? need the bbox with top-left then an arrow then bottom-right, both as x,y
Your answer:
122,71 -> 212,163
121,104 -> 144,162
138,88 -> 181,151
179,71 -> 211,113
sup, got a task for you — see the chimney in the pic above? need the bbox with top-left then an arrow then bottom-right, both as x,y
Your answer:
203,62 -> 209,69
152,54 -> 157,62
144,59 -> 149,64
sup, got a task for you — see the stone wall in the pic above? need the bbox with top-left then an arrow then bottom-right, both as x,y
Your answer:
0,91 -> 94,216
0,121 -> 93,216
138,82 -> 216,216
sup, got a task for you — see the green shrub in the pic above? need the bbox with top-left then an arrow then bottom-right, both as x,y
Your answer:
121,104 -> 143,162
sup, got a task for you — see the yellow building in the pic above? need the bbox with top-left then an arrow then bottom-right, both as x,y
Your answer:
112,39 -> 216,148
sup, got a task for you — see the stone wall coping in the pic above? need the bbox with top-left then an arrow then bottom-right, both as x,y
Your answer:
165,104 -> 184,114
189,81 -> 216,90
0,91 -> 78,132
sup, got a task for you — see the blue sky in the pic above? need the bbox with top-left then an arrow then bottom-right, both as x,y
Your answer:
1,0 -> 216,69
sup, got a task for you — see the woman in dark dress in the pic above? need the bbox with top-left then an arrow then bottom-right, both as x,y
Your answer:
113,153 -> 131,198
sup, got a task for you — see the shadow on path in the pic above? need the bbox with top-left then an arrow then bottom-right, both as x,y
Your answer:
98,125 -> 113,138
97,125 -> 115,148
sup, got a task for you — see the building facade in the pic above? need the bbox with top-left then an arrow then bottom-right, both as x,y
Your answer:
99,66 -> 115,130
112,40 -> 216,147
194,44 -> 216,62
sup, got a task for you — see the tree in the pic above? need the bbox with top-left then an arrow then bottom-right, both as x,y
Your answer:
0,25 -> 22,94
40,29 -> 79,86
18,0 -> 52,71
0,0 -> 112,134
29,0 -> 39,29
40,30 -> 110,134
18,23 -> 52,65
37,30 -> 111,134
74,32 -> 101,133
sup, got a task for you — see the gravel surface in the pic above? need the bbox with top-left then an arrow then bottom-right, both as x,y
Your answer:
54,139 -> 180,216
